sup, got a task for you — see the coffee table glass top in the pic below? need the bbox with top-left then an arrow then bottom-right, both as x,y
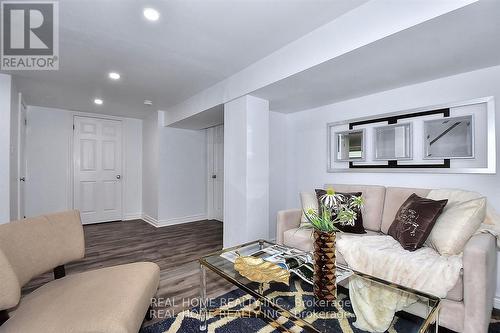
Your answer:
199,240 -> 440,333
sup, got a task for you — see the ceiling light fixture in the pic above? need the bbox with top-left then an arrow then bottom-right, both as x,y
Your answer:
143,8 -> 160,21
94,98 -> 103,105
108,72 -> 120,80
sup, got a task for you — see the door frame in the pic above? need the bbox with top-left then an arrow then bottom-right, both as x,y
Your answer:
207,127 -> 214,220
17,94 -> 27,219
207,124 -> 223,221
71,114 -> 125,223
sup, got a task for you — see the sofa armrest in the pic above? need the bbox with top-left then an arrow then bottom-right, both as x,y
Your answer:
463,233 -> 497,333
276,209 -> 302,245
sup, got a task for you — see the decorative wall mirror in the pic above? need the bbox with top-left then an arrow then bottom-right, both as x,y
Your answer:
374,123 -> 412,160
334,129 -> 365,161
327,97 -> 493,173
424,115 -> 474,159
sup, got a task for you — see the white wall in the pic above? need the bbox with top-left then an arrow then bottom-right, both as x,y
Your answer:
269,111 -> 288,240
9,81 -> 19,221
280,65 -> 500,303
123,118 -> 143,219
142,112 -> 159,220
25,106 -> 143,219
142,112 -> 208,226
24,106 -> 205,227
157,127 -> 207,224
0,74 -> 12,223
224,95 -> 269,247
284,65 -> 500,208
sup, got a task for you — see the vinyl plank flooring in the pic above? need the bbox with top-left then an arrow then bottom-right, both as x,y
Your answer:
22,219 -> 234,327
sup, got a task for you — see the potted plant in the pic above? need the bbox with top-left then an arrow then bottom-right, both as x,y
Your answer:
303,188 -> 363,307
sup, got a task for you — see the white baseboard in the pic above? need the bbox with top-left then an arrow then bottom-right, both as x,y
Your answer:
141,213 -> 207,228
158,213 -> 207,226
142,214 -> 159,227
494,297 -> 500,309
123,213 -> 143,221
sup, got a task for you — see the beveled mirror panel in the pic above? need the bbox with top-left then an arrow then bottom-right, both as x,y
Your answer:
374,123 -> 412,160
424,115 -> 474,159
334,129 -> 365,161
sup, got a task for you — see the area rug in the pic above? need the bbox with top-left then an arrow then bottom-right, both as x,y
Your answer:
140,279 -> 500,333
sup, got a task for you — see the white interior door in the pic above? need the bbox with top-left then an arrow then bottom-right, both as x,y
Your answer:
17,96 -> 27,219
207,125 -> 224,221
74,116 -> 122,224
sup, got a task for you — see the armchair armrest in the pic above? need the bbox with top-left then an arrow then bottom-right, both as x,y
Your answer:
276,209 -> 301,245
463,233 -> 497,333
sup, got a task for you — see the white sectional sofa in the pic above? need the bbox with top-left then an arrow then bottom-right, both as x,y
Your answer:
277,184 -> 497,333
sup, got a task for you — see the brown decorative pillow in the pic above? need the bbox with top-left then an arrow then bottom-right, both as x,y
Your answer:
315,189 -> 366,234
388,193 -> 448,251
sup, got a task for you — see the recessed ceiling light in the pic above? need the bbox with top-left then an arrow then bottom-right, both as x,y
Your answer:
94,98 -> 103,105
108,72 -> 120,80
143,8 -> 160,21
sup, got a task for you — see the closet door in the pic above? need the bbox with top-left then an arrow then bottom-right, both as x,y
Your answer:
74,116 -> 122,224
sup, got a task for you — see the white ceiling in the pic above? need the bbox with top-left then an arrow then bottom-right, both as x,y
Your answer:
253,0 -> 500,113
6,0 -> 367,119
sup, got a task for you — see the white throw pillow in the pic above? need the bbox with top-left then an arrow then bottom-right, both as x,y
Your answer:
426,190 -> 486,255
300,192 -> 318,227
426,188 -> 497,224
427,188 -> 483,204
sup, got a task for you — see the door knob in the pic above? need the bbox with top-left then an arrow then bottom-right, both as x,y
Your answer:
116,175 -> 121,179
20,177 -> 25,182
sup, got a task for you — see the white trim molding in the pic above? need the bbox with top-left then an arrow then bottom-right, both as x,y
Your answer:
123,213 -> 143,221
141,214 -> 159,227
141,213 -> 207,228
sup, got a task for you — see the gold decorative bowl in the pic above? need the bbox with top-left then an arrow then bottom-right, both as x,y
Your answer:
234,256 -> 290,285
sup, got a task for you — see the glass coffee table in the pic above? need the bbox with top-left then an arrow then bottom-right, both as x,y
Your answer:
199,240 -> 440,333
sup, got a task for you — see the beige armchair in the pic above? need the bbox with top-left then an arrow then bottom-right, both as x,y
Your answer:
0,210 -> 160,333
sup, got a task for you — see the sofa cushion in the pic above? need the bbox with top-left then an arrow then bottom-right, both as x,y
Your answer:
325,184 -> 386,232
283,228 -> 314,252
0,211 -> 85,289
381,187 -> 431,233
282,228 -> 380,258
282,227 -> 463,301
299,192 -> 318,226
0,262 -> 160,333
0,250 -> 20,310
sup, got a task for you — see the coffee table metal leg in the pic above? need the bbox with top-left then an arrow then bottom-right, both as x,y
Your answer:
200,264 -> 207,331
434,310 -> 439,333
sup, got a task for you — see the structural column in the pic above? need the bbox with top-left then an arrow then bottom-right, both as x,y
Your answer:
223,95 -> 269,247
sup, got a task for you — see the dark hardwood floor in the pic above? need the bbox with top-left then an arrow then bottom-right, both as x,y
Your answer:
23,219 -> 233,326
